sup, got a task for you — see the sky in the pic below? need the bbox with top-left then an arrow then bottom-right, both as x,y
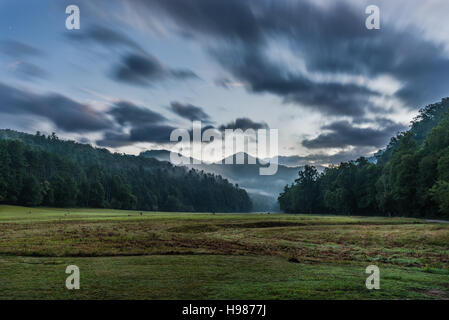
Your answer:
1,0 -> 449,166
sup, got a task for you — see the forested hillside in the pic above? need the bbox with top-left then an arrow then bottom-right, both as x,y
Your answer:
0,130 -> 251,212
279,98 -> 449,218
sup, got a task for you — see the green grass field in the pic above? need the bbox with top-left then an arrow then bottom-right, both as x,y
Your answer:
0,205 -> 448,299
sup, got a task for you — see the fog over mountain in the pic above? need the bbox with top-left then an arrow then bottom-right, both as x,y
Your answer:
140,150 -> 302,211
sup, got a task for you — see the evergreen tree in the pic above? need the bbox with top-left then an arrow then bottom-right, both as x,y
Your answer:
89,181 -> 105,208
19,175 -> 43,206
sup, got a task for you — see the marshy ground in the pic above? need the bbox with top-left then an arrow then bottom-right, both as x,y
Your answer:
0,205 -> 448,299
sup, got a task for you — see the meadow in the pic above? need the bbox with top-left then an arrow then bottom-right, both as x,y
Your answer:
0,205 -> 448,299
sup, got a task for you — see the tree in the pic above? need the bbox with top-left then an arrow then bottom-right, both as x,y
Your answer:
279,165 -> 321,214
41,180 -> 54,206
0,176 -> 6,202
19,175 -> 43,206
52,175 -> 78,207
325,188 -> 350,215
0,143 -> 10,202
89,181 -> 105,208
430,181 -> 449,217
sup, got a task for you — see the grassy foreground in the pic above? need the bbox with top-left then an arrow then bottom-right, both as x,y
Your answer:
0,205 -> 448,299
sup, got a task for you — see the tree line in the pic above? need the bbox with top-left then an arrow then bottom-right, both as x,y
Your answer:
279,98 -> 449,218
0,130 -> 251,212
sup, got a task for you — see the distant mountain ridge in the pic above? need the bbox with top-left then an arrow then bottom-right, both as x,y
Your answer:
140,150 -> 301,211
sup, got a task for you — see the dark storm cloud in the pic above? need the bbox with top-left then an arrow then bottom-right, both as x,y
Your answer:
96,124 -> 177,147
302,120 -> 406,149
66,25 -> 143,51
109,101 -> 167,126
112,53 -> 198,86
118,0 -> 379,115
130,124 -> 177,143
98,104 -> 267,147
96,131 -> 132,148
97,100 -> 177,147
124,0 -> 449,114
1,40 -> 43,58
0,82 -> 112,133
219,117 -> 268,131
112,53 -> 168,85
212,48 -> 378,116
95,99 -> 183,147
169,101 -> 211,122
66,24 -> 198,87
186,124 -> 217,142
136,0 -> 262,44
